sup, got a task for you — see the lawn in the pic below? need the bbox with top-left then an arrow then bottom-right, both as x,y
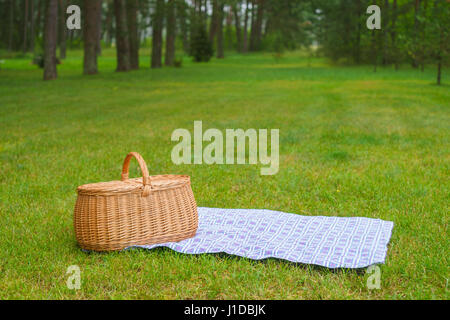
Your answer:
0,49 -> 448,299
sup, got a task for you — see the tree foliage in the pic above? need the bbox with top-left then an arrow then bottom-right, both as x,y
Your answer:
1,0 -> 448,83
190,23 -> 214,62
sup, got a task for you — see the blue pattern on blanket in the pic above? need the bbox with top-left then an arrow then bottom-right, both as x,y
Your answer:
135,207 -> 394,269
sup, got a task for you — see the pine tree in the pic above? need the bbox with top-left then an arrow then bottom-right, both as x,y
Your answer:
191,23 -> 213,62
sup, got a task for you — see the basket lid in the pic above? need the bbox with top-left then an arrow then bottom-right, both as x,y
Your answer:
77,175 -> 191,196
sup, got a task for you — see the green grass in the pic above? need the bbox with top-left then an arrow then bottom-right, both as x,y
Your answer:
0,49 -> 448,299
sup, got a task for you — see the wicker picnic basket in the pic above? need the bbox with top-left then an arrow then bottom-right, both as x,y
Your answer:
74,152 -> 198,251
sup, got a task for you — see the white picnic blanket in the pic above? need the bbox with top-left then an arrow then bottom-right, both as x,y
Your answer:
135,207 -> 394,269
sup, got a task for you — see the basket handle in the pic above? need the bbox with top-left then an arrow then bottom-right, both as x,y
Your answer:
121,152 -> 152,196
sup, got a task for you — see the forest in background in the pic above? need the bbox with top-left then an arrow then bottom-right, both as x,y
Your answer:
0,0 -> 448,83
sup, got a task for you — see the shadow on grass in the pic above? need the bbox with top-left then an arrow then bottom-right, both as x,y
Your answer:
79,244 -> 367,276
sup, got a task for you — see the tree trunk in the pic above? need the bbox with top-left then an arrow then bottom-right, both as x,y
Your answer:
251,0 -> 264,51
165,0 -> 176,66
225,6 -> 233,50
23,0 -> 29,53
242,0 -> 249,53
437,57 -> 441,85
372,30 -> 377,73
177,0 -> 190,53
189,2 -> 198,55
59,0 -> 67,59
8,0 -> 14,51
382,0 -> 389,65
83,0 -> 101,75
420,0 -> 428,72
249,0 -> 254,50
209,0 -> 218,43
127,0 -> 139,69
151,0 -> 164,68
44,0 -> 58,80
412,0 -> 421,68
114,0 -> 131,71
391,0 -> 398,70
232,3 -> 242,52
354,0 -> 361,64
249,0 -> 256,51
437,29 -> 443,85
216,1 -> 224,58
69,28 -> 74,45
30,0 -> 35,52
96,2 -> 102,56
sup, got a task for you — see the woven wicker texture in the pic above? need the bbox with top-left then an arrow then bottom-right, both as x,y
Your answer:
74,152 -> 198,251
